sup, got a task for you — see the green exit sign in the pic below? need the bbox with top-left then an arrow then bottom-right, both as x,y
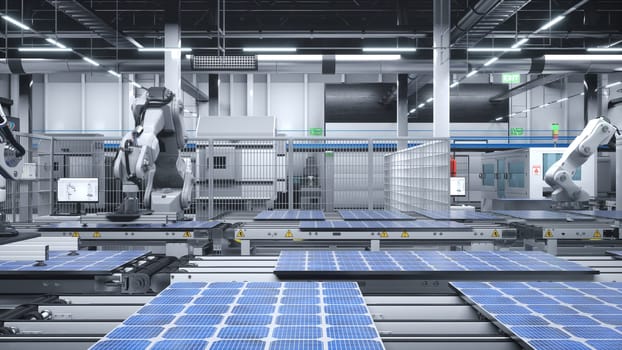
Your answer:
510,127 -> 524,136
502,73 -> 521,84
308,128 -> 323,136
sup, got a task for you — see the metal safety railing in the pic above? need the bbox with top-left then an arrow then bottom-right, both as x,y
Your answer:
1,135 -> 451,222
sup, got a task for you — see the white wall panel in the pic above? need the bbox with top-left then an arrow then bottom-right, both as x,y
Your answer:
84,74 -> 120,137
46,73 -> 81,132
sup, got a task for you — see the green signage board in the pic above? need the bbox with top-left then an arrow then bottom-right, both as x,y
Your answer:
502,73 -> 521,84
510,127 -> 524,136
308,128 -> 323,136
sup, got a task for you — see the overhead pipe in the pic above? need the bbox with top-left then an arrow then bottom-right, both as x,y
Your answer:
450,0 -> 502,44
1,57 -> 621,74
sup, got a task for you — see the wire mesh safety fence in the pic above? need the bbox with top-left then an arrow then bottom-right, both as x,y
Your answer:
384,139 -> 451,212
1,135 -> 451,223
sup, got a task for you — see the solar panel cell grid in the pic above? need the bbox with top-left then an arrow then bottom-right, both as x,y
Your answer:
0,250 -> 149,273
338,210 -> 414,220
274,250 -> 594,273
90,281 -> 385,350
451,282 -> 622,350
254,210 -> 325,221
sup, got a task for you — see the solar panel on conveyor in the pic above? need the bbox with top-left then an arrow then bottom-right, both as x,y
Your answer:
299,220 -> 467,231
338,210 -> 414,221
414,209 -> 500,221
90,281 -> 385,350
0,250 -> 149,273
568,210 -> 622,220
492,210 -> 595,221
274,251 -> 595,277
451,282 -> 622,350
254,210 -> 325,221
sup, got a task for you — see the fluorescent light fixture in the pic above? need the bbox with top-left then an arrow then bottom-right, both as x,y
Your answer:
450,81 -> 460,88
138,47 -> 192,52
131,81 -> 141,88
545,54 -> 622,61
495,117 -> 504,121
483,57 -> 499,66
2,15 -> 30,31
336,54 -> 401,61
18,47 -> 72,52
466,70 -> 478,78
587,48 -> 622,52
256,54 -> 322,61
82,57 -> 100,66
363,47 -> 416,52
418,103 -> 425,108
537,15 -> 565,32
409,108 -> 416,113
243,47 -> 296,52
126,37 -> 143,49
107,70 -> 121,78
511,38 -> 529,49
468,48 -> 521,52
605,81 -> 622,88
557,97 -> 569,103
45,38 -> 67,49
521,109 -> 530,113
426,97 -> 434,103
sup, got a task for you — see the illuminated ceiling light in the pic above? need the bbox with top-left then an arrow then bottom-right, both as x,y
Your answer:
256,54 -> 322,61
131,81 -> 142,88
45,38 -> 67,49
138,47 -> 192,52
82,57 -> 100,66
545,54 -> 622,61
450,81 -> 460,88
536,15 -> 565,33
468,48 -> 521,52
335,54 -> 401,61
483,57 -> 499,66
107,70 -> 121,78
426,97 -> 434,103
409,108 -> 416,113
243,47 -> 297,52
511,38 -> 529,49
18,47 -> 72,52
557,97 -> 569,102
587,48 -> 622,52
495,117 -> 504,121
363,48 -> 416,52
418,103 -> 425,108
1,15 -> 31,31
605,81 -> 622,88
466,70 -> 478,78
127,37 -> 143,49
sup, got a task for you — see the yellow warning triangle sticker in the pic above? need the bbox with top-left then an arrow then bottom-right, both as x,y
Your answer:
93,231 -> 101,238
236,230 -> 245,238
492,230 -> 499,238
545,229 -> 553,238
380,231 -> 388,238
72,232 -> 80,238
285,230 -> 293,238
593,230 -> 602,239
183,231 -> 192,238
401,231 -> 409,238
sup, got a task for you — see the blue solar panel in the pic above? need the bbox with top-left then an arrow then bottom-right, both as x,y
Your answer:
42,221 -> 221,231
254,210 -> 325,221
568,210 -> 622,220
452,281 -> 622,350
90,281 -> 385,350
275,250 -> 594,274
338,210 -> 414,220
414,209 -> 501,220
299,220 -> 467,231
0,250 -> 149,273
493,210 -> 595,221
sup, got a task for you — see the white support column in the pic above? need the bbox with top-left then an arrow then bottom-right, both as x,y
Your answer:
433,0 -> 451,138
266,74 -> 271,116
397,74 -> 408,149
246,74 -> 254,116
80,74 -> 86,132
164,23 -> 182,96
304,73 -> 309,135
229,73 -> 234,116
43,74 -> 48,132
117,74 -> 123,137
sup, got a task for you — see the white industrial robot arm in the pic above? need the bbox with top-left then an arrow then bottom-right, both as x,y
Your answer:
544,117 -> 618,202
0,106 -> 25,205
112,87 -> 192,213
